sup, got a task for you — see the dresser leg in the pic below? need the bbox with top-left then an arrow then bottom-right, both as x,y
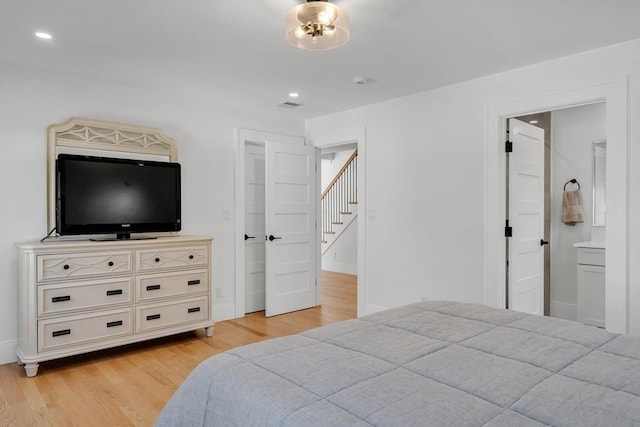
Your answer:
24,363 -> 39,377
205,326 -> 214,337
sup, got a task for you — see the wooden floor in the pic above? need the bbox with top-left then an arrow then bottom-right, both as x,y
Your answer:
0,271 -> 356,427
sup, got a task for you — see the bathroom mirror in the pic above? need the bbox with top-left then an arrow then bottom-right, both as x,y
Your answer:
592,140 -> 606,226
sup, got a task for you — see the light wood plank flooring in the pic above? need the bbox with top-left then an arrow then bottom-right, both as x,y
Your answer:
0,271 -> 356,427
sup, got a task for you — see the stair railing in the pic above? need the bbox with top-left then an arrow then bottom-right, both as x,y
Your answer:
321,149 -> 358,240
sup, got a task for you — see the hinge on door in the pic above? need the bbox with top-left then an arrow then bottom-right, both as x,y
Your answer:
505,220 -> 512,237
505,140 -> 513,153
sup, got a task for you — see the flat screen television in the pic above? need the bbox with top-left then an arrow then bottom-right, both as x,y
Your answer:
56,154 -> 181,240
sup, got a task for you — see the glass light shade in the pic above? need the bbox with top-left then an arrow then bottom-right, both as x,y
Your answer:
285,1 -> 349,50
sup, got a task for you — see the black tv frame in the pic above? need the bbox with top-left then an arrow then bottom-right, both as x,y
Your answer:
56,154 -> 181,240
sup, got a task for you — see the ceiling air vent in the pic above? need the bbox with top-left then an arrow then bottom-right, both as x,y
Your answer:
277,101 -> 302,108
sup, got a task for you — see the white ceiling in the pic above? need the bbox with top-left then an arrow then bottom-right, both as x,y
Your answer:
2,0 -> 640,120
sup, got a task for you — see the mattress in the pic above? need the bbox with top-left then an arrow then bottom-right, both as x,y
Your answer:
155,301 -> 640,426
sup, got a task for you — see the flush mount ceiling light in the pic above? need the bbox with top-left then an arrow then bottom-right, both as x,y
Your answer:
286,0 -> 349,50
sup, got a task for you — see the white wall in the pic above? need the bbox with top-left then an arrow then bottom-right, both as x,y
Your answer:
306,37 -> 640,335
550,103 -> 606,321
0,62 -> 303,364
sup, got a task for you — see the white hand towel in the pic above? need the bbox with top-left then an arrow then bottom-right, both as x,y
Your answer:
562,189 -> 584,225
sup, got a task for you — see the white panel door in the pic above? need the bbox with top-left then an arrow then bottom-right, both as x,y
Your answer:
265,142 -> 318,317
508,118 -> 545,315
244,143 -> 266,313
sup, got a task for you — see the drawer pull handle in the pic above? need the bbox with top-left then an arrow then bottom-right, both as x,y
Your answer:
106,289 -> 123,296
155,257 -> 160,263
52,295 -> 71,303
188,307 -> 201,313
146,314 -> 161,321
146,284 -> 161,291
106,320 -> 123,328
108,261 -> 114,267
187,280 -> 200,286
63,264 -> 70,270
52,329 -> 71,337
189,255 -> 194,260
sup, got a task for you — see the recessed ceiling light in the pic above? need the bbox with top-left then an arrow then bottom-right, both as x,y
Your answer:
35,32 -> 52,40
529,120 -> 539,124
289,92 -> 299,98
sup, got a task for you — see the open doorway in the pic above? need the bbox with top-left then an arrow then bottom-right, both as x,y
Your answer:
319,143 -> 358,318
320,144 -> 358,274
312,128 -> 367,316
506,103 -> 606,325
486,79 -> 628,333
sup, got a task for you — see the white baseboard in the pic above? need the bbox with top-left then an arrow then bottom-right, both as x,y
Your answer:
213,302 -> 236,322
550,301 -> 577,321
0,339 -> 17,365
321,260 -> 357,275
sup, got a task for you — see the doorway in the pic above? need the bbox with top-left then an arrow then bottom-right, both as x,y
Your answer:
235,129 -> 320,318
320,143 -> 358,274
311,128 -> 367,316
486,79 -> 628,334
506,103 -> 607,324
319,143 -> 359,316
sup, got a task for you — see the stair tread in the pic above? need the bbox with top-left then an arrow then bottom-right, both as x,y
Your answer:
324,231 -> 335,234
339,212 -> 352,215
332,221 -> 343,225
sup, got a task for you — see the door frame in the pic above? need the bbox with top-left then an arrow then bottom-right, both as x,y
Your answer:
484,79 -> 629,333
309,128 -> 367,317
234,128 -> 308,318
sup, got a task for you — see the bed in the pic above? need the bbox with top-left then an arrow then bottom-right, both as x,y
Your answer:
155,301 -> 640,426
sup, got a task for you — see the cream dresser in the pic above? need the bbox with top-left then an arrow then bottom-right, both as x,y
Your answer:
16,235 -> 213,377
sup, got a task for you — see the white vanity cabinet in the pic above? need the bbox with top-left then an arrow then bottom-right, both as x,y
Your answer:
16,235 -> 213,377
575,244 -> 605,328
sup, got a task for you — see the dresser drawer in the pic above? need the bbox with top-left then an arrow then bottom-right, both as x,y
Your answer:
136,245 -> 209,272
136,296 -> 209,333
37,251 -> 132,282
577,248 -> 605,266
136,270 -> 208,303
38,278 -> 133,316
38,308 -> 133,352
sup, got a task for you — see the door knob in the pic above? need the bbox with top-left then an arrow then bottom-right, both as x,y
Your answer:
268,235 -> 282,241
540,239 -> 549,246
244,234 -> 255,241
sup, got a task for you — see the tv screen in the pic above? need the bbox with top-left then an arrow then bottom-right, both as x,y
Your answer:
56,154 -> 181,239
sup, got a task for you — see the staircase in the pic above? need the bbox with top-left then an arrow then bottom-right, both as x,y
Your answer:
321,149 -> 357,255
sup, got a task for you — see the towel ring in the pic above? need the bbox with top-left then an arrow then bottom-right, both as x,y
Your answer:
563,178 -> 580,191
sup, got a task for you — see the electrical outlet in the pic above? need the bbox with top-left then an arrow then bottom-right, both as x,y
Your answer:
215,288 -> 224,298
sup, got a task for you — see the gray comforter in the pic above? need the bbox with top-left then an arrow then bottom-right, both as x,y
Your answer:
155,301 -> 640,426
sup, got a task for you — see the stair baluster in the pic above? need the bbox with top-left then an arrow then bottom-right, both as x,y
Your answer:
321,150 -> 358,249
